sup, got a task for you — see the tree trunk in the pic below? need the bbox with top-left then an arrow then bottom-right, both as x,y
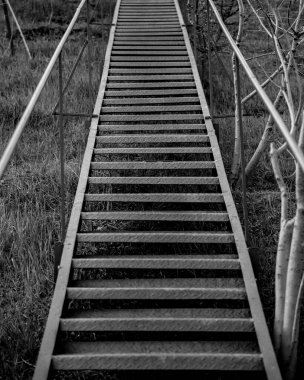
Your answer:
230,0 -> 244,186
245,90 -> 283,178
282,124 -> 304,377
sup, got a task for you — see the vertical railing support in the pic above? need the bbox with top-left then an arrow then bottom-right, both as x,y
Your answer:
53,242 -> 63,282
236,57 -> 249,241
3,0 -> 14,56
86,0 -> 94,106
5,0 -> 32,59
193,0 -> 198,63
101,0 -> 105,81
58,52 -> 66,244
206,0 -> 214,118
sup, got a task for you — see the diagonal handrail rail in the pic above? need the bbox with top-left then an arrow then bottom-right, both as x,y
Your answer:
0,0 -> 87,180
207,0 -> 304,173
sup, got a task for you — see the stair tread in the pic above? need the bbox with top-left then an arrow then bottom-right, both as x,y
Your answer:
93,147 -> 210,153
102,97 -> 198,104
72,255 -> 240,269
70,278 -> 243,289
87,177 -> 218,184
64,308 -> 250,319
95,134 -> 207,142
90,161 -> 215,169
80,211 -> 227,220
101,105 -> 200,112
52,350 -> 263,371
60,316 -> 254,332
76,231 -> 234,243
84,193 -> 223,202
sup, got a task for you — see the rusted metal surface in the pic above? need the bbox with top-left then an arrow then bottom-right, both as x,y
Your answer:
34,0 -> 282,378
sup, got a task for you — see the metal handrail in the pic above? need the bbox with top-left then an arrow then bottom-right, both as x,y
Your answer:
207,0 -> 304,173
0,0 -> 87,179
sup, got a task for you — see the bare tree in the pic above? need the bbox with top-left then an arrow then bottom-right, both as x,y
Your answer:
244,0 -> 304,179
249,1 -> 304,378
190,1 -> 304,378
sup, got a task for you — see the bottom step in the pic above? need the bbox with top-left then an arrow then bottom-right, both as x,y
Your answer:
53,341 -> 263,371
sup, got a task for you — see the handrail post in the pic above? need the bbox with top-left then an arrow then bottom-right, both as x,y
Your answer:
236,57 -> 249,241
193,0 -> 198,63
5,0 -> 32,59
101,0 -> 105,81
206,0 -> 214,119
3,0 -> 15,56
58,52 -> 66,243
86,0 -> 94,106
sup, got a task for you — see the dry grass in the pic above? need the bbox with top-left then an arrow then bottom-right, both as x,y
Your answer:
0,1 -> 114,378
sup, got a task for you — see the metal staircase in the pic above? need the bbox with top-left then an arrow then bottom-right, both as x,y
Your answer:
33,0 -> 282,379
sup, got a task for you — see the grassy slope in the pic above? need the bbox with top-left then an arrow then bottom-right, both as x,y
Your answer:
0,0 -> 114,378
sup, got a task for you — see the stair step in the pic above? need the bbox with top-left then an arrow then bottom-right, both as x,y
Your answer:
90,161 -> 215,170
87,176 -> 218,185
60,316 -> 253,332
81,211 -> 227,221
99,114 -> 203,121
114,32 -> 184,37
110,56 -> 188,61
72,256 -> 239,270
113,37 -> 185,42
53,346 -> 262,371
104,89 -> 196,96
112,46 -> 185,51
106,81 -> 195,88
84,193 -> 223,203
93,147 -> 210,154
76,232 -> 234,244
98,123 -> 205,130
103,97 -> 198,105
116,26 -> 181,30
64,308 -> 251,319
101,105 -> 199,112
110,61 -> 190,67
67,288 -> 245,301
96,134 -> 207,143
111,50 -> 187,55
112,41 -> 186,46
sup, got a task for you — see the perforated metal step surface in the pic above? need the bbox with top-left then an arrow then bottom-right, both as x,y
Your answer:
33,0 -> 282,379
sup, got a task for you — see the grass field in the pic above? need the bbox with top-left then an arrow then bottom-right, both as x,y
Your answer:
0,0 -> 114,378
0,0 -> 303,379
